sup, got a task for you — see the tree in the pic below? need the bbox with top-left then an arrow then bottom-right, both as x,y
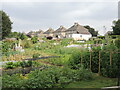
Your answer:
8,32 -> 19,38
112,19 -> 120,35
18,33 -> 28,40
31,36 -> 38,44
0,11 -> 12,39
84,25 -> 98,37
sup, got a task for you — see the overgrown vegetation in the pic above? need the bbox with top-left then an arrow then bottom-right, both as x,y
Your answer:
2,66 -> 93,88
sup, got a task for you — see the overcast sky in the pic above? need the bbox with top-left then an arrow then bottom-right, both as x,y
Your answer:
1,0 -> 119,35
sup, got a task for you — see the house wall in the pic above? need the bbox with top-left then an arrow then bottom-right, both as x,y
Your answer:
66,34 -> 91,40
53,32 -> 66,38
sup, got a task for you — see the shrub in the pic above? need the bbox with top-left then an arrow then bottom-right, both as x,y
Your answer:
68,50 -> 81,69
97,36 -> 105,39
2,74 -> 26,88
32,53 -> 40,58
115,39 -> 120,48
20,60 -> 32,68
4,61 -> 21,69
60,39 -> 73,46
94,39 -> 102,44
31,36 -> 38,44
25,66 -> 93,88
22,40 -> 32,48
2,66 -> 93,88
72,67 -> 93,81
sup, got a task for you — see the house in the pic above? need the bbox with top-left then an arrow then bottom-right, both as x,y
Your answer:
43,28 -> 54,37
53,26 -> 66,39
27,31 -> 36,38
65,23 -> 92,40
35,30 -> 44,38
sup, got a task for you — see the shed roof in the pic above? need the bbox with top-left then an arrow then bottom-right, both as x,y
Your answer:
66,23 -> 91,34
43,28 -> 54,34
54,26 -> 67,33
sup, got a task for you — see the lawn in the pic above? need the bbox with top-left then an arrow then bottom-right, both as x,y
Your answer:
65,73 -> 117,88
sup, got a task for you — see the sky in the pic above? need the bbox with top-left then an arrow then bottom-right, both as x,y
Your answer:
1,0 -> 119,35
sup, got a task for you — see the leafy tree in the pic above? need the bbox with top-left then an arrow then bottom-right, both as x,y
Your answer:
8,32 -> 19,38
18,33 -> 28,40
84,25 -> 98,37
31,36 -> 38,44
0,10 -> 12,39
112,19 -> 120,35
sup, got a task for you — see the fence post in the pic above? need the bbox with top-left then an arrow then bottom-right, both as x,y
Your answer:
81,52 -> 82,65
110,51 -> 112,66
90,50 -> 92,71
98,51 -> 101,75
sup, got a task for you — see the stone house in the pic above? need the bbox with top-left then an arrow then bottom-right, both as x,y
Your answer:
53,26 -> 66,39
43,28 -> 54,37
35,30 -> 44,38
65,23 -> 92,40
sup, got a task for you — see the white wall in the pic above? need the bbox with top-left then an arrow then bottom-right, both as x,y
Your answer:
71,34 -> 92,40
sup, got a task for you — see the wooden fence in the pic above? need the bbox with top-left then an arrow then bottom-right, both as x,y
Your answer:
80,50 -> 120,75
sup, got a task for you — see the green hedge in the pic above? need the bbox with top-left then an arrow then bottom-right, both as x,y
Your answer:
68,45 -> 119,78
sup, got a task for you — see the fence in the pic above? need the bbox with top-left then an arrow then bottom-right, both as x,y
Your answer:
80,50 -> 120,73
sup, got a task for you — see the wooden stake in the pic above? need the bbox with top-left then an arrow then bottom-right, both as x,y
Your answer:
81,53 -> 82,64
110,51 -> 112,66
90,51 -> 92,71
98,51 -> 101,75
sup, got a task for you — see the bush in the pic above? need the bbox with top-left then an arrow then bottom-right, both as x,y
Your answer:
4,61 -> 21,69
22,40 -> 32,48
2,66 -> 93,88
97,36 -> 105,39
2,74 -> 26,88
32,53 -> 40,58
68,50 -> 81,69
115,39 -> 120,48
31,36 -> 38,44
94,39 -> 102,44
20,60 -> 32,68
26,66 -> 93,88
60,39 -> 73,46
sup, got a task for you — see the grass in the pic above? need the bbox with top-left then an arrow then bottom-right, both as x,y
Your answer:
65,73 -> 117,88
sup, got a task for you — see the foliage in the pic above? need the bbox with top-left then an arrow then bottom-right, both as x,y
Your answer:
0,10 -> 12,39
8,32 -> 19,38
2,66 -> 93,88
115,39 -> 120,48
31,36 -> 38,44
60,38 -> 73,46
22,40 -> 32,48
2,41 -> 10,53
2,41 -> 18,56
65,74 -> 117,88
112,19 -> 120,35
18,33 -> 28,40
2,74 -> 26,88
84,25 -> 98,37
68,50 -> 81,69
67,45 -> 119,77
20,60 -> 32,68
4,61 -> 21,69
4,61 -> 33,69
32,53 -> 40,58
94,39 -> 103,44
97,36 -> 105,39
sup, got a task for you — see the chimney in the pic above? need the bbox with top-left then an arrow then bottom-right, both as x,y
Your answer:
74,22 -> 79,26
